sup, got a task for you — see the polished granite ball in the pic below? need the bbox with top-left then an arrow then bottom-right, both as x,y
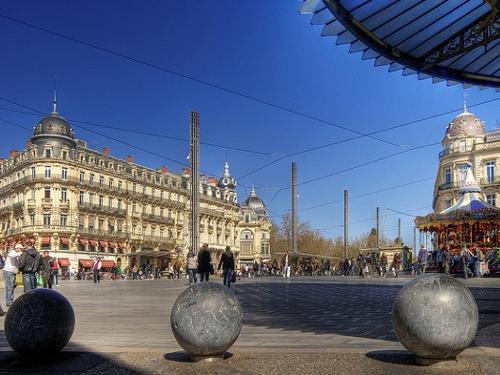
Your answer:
171,282 -> 243,357
5,288 -> 75,355
392,274 -> 478,360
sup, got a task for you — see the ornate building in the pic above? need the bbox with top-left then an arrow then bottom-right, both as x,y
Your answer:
238,187 -> 271,268
433,103 -> 499,213
0,99 -> 268,273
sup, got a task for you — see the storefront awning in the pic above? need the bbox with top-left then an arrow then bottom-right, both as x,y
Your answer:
108,241 -> 117,248
99,240 -> 108,247
79,239 -> 88,246
101,260 -> 115,268
58,258 -> 70,267
79,259 -> 93,268
41,236 -> 51,245
89,240 -> 98,247
60,237 -> 69,245
117,242 -> 125,249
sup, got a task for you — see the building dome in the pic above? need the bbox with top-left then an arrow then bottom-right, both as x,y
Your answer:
30,97 -> 77,153
218,161 -> 237,190
445,108 -> 485,139
243,187 -> 267,216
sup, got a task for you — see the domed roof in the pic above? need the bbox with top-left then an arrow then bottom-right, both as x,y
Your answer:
33,112 -> 75,140
445,107 -> 485,138
243,187 -> 266,213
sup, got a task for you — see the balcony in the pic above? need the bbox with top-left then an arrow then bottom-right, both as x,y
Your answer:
12,202 -> 24,211
59,199 -> 70,209
480,176 -> 500,186
41,198 -> 53,209
27,199 -> 36,209
439,145 -> 473,159
437,182 -> 458,191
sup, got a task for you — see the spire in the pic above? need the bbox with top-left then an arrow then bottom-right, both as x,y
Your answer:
52,77 -> 58,114
223,161 -> 230,178
463,92 -> 468,114
250,185 -> 257,197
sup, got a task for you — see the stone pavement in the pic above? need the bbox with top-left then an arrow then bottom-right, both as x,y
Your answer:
0,276 -> 498,374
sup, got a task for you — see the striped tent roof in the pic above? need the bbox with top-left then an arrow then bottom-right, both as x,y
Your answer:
300,0 -> 500,89
440,191 -> 497,214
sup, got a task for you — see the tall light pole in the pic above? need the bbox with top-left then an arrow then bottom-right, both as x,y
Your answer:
190,111 -> 200,255
291,162 -> 298,253
376,207 -> 380,249
343,190 -> 348,259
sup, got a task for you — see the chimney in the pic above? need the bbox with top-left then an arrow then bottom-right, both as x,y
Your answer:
208,177 -> 218,186
9,150 -> 19,158
127,155 -> 134,163
102,147 -> 110,156
26,140 -> 33,150
160,166 -> 168,174
182,167 -> 191,177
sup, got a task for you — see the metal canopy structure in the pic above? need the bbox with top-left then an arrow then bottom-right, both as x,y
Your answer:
300,0 -> 500,89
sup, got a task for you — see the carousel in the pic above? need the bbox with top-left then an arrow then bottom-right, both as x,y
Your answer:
415,163 -> 500,256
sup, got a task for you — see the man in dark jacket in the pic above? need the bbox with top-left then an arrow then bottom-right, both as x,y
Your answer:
197,243 -> 211,282
218,246 -> 235,288
18,240 -> 42,293
40,251 -> 53,289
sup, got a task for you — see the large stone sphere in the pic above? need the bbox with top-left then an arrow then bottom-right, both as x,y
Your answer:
171,282 -> 243,357
392,274 -> 478,360
5,288 -> 75,355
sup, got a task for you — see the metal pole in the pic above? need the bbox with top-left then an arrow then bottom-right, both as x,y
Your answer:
413,226 -> 417,257
343,190 -> 348,259
291,162 -> 298,253
397,218 -> 401,244
376,207 -> 380,249
190,111 -> 200,255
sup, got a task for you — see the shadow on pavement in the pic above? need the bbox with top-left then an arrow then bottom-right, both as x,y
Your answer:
366,350 -> 416,365
232,282 -> 500,345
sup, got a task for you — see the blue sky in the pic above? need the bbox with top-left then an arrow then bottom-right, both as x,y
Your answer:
0,0 -> 498,246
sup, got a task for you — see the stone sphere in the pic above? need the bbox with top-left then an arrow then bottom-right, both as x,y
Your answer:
5,289 -> 75,355
171,282 -> 243,357
392,274 -> 478,360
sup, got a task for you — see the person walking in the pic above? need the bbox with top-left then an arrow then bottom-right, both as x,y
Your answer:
186,250 -> 198,285
357,253 -> 366,278
51,257 -> 60,286
197,243 -> 211,282
417,245 -> 428,275
218,246 -> 235,288
92,257 -> 102,283
436,246 -> 445,273
282,251 -> 291,278
379,253 -> 388,277
3,243 -> 22,309
461,246 -> 473,279
40,251 -> 53,288
443,246 -> 451,275
18,240 -> 42,293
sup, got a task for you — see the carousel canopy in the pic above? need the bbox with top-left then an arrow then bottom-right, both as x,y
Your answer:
300,0 -> 500,89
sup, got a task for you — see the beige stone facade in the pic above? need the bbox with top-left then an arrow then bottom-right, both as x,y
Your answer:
433,106 -> 499,213
0,106 -> 268,273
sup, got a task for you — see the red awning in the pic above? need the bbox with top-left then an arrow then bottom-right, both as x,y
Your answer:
60,237 -> 69,245
89,240 -> 98,247
108,242 -> 117,248
117,242 -> 125,249
79,239 -> 88,246
58,258 -> 70,267
79,259 -> 93,268
101,260 -> 115,268
41,236 -> 51,245
99,240 -> 108,247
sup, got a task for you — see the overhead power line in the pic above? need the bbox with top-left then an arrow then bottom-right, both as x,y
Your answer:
0,13 -> 407,148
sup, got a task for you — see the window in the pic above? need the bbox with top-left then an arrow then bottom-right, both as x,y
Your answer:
108,197 -> 113,208
109,179 -> 114,189
118,199 -> 122,209
118,180 -> 122,192
79,217 -> 84,230
44,166 -> 51,178
245,214 -> 250,223
30,213 -> 35,226
79,191 -> 84,204
44,187 -> 51,199
31,167 -> 36,179
61,167 -> 68,180
89,174 -> 94,185
241,230 -> 253,240
45,149 -> 51,158
445,199 -> 453,209
31,189 -> 35,200
60,214 -> 67,226
99,195 -> 104,208
80,171 -> 85,183
98,219 -> 104,229
62,151 -> 67,160
444,167 -> 452,185
459,140 -> 466,152
89,193 -> 95,204
457,165 -> 467,184
160,207 -> 164,217
108,223 -> 115,234
160,191 -> 164,200
132,203 -> 136,213
160,229 -> 164,239
486,161 -> 495,183
487,194 -> 496,206
142,204 -> 146,214
143,186 -> 146,196
43,213 -> 51,226
99,176 -> 104,187
132,225 -> 136,235
117,221 -> 123,233
61,188 -> 67,201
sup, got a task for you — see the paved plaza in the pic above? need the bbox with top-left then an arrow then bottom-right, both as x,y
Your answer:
0,276 -> 499,374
